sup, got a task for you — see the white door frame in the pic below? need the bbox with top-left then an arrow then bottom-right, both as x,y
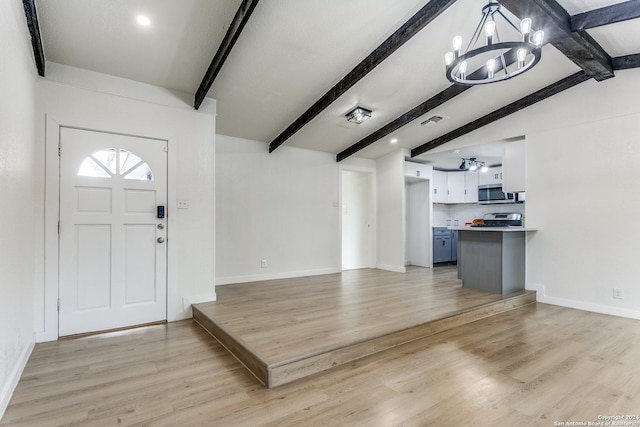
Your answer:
339,164 -> 377,270
40,115 -> 178,342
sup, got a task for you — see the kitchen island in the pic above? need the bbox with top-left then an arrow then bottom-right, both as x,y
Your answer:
448,226 -> 537,294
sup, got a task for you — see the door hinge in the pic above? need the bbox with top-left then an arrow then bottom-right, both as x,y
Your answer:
58,145 -> 61,156
57,298 -> 60,311
58,221 -> 60,234
164,146 -> 168,153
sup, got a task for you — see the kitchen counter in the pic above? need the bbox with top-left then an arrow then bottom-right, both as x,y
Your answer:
448,226 -> 537,232
453,227 -> 536,294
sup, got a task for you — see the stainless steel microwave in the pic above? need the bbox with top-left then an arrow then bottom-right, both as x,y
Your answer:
478,184 -> 519,204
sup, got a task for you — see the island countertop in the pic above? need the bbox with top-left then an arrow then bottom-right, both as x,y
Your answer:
447,226 -> 537,232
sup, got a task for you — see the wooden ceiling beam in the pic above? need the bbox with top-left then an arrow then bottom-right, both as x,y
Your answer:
268,0 -> 459,153
22,0 -> 45,76
499,0 -> 614,81
410,71 -> 590,158
613,53 -> 640,70
336,84 -> 471,163
194,0 -> 260,110
336,49 -> 520,162
571,0 -> 640,31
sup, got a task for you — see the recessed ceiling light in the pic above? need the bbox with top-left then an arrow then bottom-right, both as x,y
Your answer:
390,138 -> 398,144
136,15 -> 151,26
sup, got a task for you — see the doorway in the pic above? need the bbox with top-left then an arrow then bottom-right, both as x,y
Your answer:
341,170 -> 373,270
58,127 -> 168,336
405,179 -> 431,267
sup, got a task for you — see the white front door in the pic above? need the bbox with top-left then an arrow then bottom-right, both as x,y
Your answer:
59,128 -> 167,336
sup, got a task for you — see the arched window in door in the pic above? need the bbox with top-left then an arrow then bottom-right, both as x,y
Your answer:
77,148 -> 154,181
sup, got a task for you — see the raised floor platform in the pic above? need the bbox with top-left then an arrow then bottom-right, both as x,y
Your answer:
193,267 -> 535,388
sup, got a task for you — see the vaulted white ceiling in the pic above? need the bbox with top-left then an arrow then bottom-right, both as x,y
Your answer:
34,0 -> 640,168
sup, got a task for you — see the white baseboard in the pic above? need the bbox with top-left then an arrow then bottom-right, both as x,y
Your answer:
0,339 -> 35,421
533,284 -> 640,320
216,267 -> 341,286
376,264 -> 406,273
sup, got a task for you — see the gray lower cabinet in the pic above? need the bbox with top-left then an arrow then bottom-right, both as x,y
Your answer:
433,228 -> 457,263
458,230 -> 526,294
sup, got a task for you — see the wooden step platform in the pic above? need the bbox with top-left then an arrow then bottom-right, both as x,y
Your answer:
193,267 -> 536,388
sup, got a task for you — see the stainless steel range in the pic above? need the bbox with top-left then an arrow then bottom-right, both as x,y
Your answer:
471,212 -> 522,227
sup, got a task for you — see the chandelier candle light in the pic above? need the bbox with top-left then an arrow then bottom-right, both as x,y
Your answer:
444,1 -> 544,85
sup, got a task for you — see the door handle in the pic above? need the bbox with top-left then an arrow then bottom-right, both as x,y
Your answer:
157,237 -> 165,244
157,223 -> 164,230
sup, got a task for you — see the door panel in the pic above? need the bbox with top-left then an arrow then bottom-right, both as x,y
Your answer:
76,187 -> 112,212
59,127 -> 167,336
124,224 -> 156,304
75,224 -> 111,310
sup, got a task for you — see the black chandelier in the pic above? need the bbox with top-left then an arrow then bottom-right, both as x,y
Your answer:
444,1 -> 544,85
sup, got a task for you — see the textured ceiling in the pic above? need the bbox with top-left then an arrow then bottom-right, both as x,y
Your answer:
34,0 -> 640,168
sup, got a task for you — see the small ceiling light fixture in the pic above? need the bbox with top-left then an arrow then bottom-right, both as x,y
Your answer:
444,1 -> 544,85
390,138 -> 398,144
459,157 -> 488,172
345,106 -> 372,124
136,15 -> 151,26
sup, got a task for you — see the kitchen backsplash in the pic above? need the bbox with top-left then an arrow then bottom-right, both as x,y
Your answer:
433,203 -> 525,227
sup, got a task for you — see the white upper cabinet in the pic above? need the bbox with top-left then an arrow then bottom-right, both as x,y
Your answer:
478,166 -> 502,186
432,171 -> 479,204
464,172 -> 478,203
502,140 -> 526,193
432,170 -> 448,204
404,161 -> 432,180
447,172 -> 465,203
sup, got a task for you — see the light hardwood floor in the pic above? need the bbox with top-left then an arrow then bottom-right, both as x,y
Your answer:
193,267 -> 535,387
198,267 -> 530,365
3,272 -> 640,426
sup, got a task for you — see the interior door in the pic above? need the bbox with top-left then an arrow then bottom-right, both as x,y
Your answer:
59,127 -> 167,336
342,170 -> 371,270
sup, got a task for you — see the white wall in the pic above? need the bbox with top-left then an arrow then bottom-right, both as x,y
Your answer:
431,68 -> 640,319
36,64 -> 216,340
376,149 -> 406,272
215,135 -> 340,284
526,113 -> 640,318
0,0 -> 40,416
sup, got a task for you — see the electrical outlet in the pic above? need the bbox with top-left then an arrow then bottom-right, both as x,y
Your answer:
613,288 -> 623,299
261,259 -> 267,268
